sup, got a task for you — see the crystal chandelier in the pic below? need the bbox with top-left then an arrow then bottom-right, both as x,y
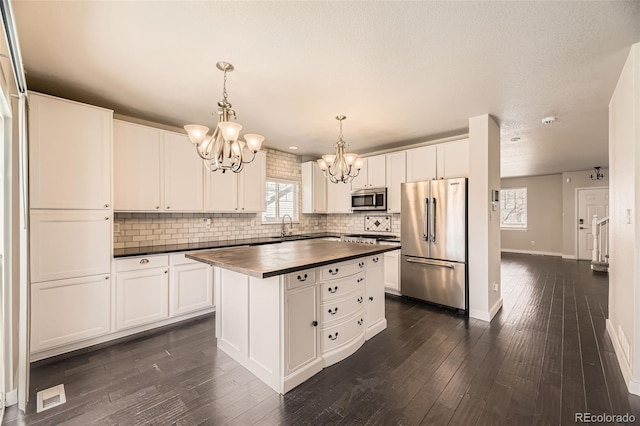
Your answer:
184,62 -> 264,173
317,116 -> 364,184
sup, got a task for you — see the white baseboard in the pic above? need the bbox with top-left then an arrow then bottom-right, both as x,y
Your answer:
490,298 -> 503,320
501,249 -> 561,257
469,298 -> 503,323
5,389 -> 17,406
562,254 -> 577,260
606,319 -> 640,395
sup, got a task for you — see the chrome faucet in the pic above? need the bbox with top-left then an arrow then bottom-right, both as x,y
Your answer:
281,214 -> 293,237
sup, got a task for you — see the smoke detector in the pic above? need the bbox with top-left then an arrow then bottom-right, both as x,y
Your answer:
541,116 -> 556,125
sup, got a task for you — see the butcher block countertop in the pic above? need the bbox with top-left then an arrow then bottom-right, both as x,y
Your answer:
186,239 -> 400,279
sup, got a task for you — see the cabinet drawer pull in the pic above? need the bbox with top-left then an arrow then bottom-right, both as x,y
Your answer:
312,321 -> 318,327
156,206 -> 160,209
139,258 -> 150,264
369,296 -> 374,301
164,270 -> 168,274
372,257 -> 380,263
357,318 -> 364,326
328,307 -> 338,315
328,332 -> 339,341
104,216 -> 109,220
105,276 -> 109,280
166,206 -> 170,209
357,278 -> 363,283
104,203 -> 110,208
358,261 -> 365,268
328,286 -> 338,294
297,273 -> 308,282
357,297 -> 363,303
329,268 -> 339,275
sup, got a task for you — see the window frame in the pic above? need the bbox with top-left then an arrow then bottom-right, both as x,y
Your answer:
499,187 -> 528,230
261,177 -> 300,224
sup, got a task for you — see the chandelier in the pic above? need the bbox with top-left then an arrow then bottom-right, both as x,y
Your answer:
317,116 -> 364,184
184,62 -> 264,173
590,166 -> 604,180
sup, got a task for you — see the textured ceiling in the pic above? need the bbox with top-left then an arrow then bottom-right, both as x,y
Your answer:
11,1 -> 640,177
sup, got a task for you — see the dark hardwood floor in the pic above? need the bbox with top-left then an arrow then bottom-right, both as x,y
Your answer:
5,253 -> 640,425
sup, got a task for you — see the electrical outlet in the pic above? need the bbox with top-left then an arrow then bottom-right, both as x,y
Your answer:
204,218 -> 212,230
531,240 -> 535,246
493,282 -> 499,292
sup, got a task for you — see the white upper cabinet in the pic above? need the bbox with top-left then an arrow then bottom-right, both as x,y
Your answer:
406,145 -> 437,182
114,120 -> 163,211
436,138 -> 469,179
385,151 -> 406,213
302,161 -> 327,214
351,154 -> 386,190
326,181 -> 352,213
29,92 -> 112,210
163,131 -> 204,211
113,120 -> 204,212
205,150 -> 266,213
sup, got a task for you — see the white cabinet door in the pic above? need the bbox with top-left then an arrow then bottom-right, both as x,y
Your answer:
30,210 -> 111,283
406,145 -> 437,182
29,92 -> 112,210
326,181 -> 352,213
170,262 -> 213,317
385,152 -> 406,213
367,155 -> 386,188
113,120 -> 163,211
365,260 -> 385,328
205,167 -> 238,212
285,285 -> 318,374
384,250 -> 400,293
302,161 -> 327,214
31,274 -> 111,352
240,151 -> 267,212
436,139 -> 469,179
163,132 -> 204,211
116,267 -> 169,330
350,161 -> 368,190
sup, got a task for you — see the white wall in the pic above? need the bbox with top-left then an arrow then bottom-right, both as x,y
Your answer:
561,169 -> 609,258
468,114 -> 502,322
608,42 -> 639,395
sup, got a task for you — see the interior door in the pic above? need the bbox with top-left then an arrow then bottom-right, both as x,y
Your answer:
577,188 -> 609,260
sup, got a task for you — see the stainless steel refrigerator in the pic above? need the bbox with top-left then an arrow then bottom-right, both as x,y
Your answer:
401,178 -> 467,311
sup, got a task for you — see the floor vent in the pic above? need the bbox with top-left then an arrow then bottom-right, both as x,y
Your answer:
36,384 -> 67,413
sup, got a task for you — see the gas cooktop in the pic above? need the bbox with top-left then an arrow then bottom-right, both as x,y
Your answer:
341,234 -> 398,244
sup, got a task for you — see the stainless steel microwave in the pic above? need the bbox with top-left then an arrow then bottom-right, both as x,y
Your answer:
351,187 -> 387,211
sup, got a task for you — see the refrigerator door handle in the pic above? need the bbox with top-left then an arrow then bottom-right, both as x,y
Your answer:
429,197 -> 436,242
405,257 -> 455,269
422,197 -> 429,241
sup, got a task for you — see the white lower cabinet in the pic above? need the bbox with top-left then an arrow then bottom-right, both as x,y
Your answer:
116,266 -> 169,330
31,274 -> 111,352
383,250 -> 401,295
365,255 -> 386,338
170,254 -> 214,317
285,285 -> 318,374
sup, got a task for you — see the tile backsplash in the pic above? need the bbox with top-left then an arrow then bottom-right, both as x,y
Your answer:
114,148 -> 400,249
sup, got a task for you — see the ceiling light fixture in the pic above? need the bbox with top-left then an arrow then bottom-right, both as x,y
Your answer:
288,146 -> 299,150
510,137 -> 521,142
184,62 -> 264,173
317,116 -> 364,184
590,166 -> 604,180
541,116 -> 556,125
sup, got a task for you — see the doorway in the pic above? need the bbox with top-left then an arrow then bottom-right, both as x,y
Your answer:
577,188 -> 609,260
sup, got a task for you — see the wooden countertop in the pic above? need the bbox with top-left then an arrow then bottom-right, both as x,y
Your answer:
186,239 -> 400,278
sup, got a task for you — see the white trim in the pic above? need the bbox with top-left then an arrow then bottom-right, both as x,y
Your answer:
575,186 -> 608,260
501,248 -> 562,257
469,298 -> 503,322
562,254 -> 577,260
606,319 -> 640,395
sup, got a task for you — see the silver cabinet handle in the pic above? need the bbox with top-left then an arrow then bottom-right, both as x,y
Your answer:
139,258 -> 149,264
297,273 -> 308,282
430,197 -> 437,242
358,261 -> 365,268
372,257 -> 379,263
328,307 -> 338,315
329,268 -> 339,275
405,257 -> 454,269
328,332 -> 339,341
423,197 -> 429,241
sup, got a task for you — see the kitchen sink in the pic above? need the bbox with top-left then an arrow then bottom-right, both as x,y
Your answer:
269,235 -> 314,241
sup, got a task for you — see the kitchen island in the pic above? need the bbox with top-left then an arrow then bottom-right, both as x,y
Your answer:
187,239 -> 399,394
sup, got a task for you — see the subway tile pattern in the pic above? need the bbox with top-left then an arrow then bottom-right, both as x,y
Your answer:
113,148 -> 400,249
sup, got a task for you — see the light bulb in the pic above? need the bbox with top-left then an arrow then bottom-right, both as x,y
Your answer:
322,154 -> 336,166
218,121 -> 243,142
354,158 -> 365,170
344,153 -> 358,166
244,134 -> 265,152
317,159 -> 328,170
184,124 -> 210,145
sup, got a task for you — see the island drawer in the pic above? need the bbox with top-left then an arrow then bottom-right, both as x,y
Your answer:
115,255 -> 168,272
285,268 -> 317,289
320,260 -> 365,281
320,290 -> 365,325
320,271 -> 364,301
321,310 -> 366,353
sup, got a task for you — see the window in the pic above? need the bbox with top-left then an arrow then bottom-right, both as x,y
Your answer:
262,178 -> 299,223
500,187 -> 527,229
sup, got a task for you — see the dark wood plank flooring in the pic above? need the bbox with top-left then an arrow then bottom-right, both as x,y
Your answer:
5,253 -> 640,425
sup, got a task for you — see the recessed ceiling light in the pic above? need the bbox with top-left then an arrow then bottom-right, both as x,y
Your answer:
288,146 -> 298,150
510,137 -> 521,142
541,116 -> 556,125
